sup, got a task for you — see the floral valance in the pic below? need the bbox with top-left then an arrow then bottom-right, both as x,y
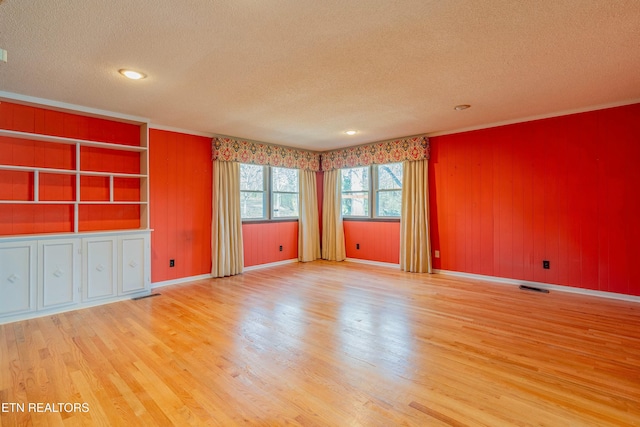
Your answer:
212,137 -> 321,172
321,136 -> 429,171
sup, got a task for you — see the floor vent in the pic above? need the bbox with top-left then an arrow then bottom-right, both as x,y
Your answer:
519,285 -> 549,294
132,293 -> 161,300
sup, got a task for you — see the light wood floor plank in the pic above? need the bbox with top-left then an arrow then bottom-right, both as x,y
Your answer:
2,260 -> 640,425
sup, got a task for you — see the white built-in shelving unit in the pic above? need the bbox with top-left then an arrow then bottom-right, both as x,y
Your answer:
0,94 -> 152,324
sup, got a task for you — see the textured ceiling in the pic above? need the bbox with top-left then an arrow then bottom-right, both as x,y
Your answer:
1,0 -> 639,150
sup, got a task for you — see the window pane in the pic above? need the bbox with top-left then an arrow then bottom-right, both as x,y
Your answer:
377,163 -> 402,190
272,167 -> 299,192
342,192 -> 369,216
240,164 -> 264,191
240,191 -> 265,219
341,167 -> 369,192
272,192 -> 299,217
377,190 -> 402,217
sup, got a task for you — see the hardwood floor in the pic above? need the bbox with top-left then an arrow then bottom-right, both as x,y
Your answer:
1,260 -> 640,426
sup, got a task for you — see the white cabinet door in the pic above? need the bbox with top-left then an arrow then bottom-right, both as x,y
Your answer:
83,237 -> 117,301
0,241 -> 36,316
119,234 -> 150,295
38,239 -> 80,309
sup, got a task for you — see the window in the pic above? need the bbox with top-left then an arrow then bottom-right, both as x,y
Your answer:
341,162 -> 403,218
240,164 -> 267,219
376,162 -> 403,217
240,163 -> 299,220
341,167 -> 369,217
271,167 -> 299,218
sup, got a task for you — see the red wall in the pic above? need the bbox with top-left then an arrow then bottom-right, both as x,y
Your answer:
429,103 -> 640,296
344,220 -> 400,264
243,221 -> 298,266
149,129 -> 212,282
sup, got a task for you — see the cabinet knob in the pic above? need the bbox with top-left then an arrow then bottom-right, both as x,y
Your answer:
96,264 -> 104,272
53,268 -> 65,278
129,260 -> 138,268
7,274 -> 19,283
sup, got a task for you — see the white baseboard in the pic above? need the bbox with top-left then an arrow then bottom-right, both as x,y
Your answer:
434,269 -> 640,304
151,260 -> 300,287
243,258 -> 298,271
152,273 -> 213,289
345,258 -> 400,269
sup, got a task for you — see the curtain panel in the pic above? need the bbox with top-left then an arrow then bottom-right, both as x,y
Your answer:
298,169 -> 321,262
400,159 -> 431,273
321,136 -> 429,171
212,160 -> 244,277
321,169 -> 346,261
212,137 -> 320,171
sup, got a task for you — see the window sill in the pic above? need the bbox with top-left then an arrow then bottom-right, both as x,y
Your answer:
242,218 -> 299,224
343,217 -> 400,223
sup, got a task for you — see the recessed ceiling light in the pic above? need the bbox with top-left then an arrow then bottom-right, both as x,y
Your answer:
118,69 -> 147,80
344,130 -> 358,135
454,104 -> 471,111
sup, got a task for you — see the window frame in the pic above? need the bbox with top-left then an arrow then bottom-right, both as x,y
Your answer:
240,163 -> 299,222
341,162 -> 403,219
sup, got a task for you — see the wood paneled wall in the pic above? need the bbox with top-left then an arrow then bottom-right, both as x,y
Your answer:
429,103 -> 640,296
344,220 -> 400,264
243,221 -> 298,267
149,129 -> 212,282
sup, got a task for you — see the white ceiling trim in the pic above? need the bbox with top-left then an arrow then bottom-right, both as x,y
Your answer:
0,90 -> 149,124
149,123 -> 215,138
427,98 -> 640,138
4,90 -> 638,150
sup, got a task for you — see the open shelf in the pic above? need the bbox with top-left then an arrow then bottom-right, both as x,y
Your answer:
0,99 -> 150,236
0,164 -> 76,174
0,129 -> 146,152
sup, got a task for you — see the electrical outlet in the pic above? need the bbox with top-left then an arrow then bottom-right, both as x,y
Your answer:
279,245 -> 283,252
434,250 -> 440,258
356,243 -> 360,249
543,260 -> 550,269
169,259 -> 175,267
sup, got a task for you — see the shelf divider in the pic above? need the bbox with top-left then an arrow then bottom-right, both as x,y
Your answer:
109,176 -> 114,203
34,170 -> 39,202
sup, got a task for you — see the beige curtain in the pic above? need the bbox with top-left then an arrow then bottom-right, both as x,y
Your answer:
400,159 -> 431,273
322,169 -> 346,261
212,160 -> 244,277
298,169 -> 321,262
